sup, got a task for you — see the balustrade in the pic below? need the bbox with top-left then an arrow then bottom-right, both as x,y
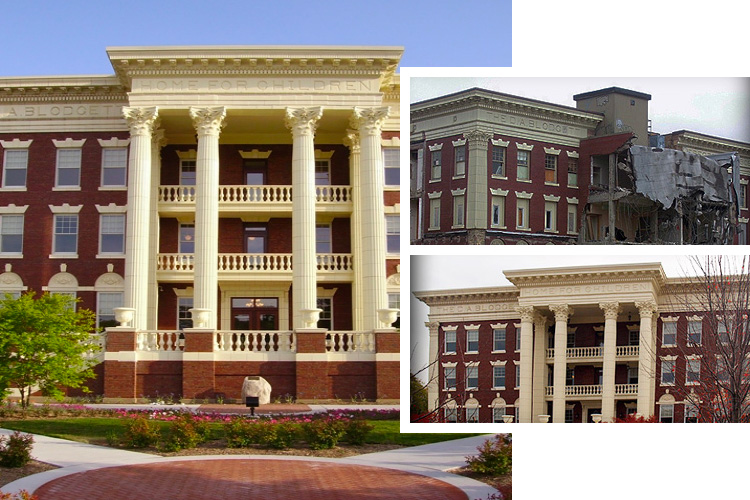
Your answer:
546,345 -> 639,359
158,184 -> 352,205
215,330 -> 295,352
326,331 -> 375,353
136,330 -> 184,352
158,253 -> 353,274
544,384 -> 639,397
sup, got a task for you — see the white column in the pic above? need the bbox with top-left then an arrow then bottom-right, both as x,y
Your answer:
532,314 -> 548,421
635,301 -> 657,416
122,106 -> 158,330
351,107 -> 390,329
550,304 -> 570,423
344,130 -> 365,329
189,106 -> 226,330
463,129 -> 492,243
600,301 -> 621,422
426,321 -> 440,412
517,305 -> 535,423
147,127 -> 165,329
285,107 -> 323,328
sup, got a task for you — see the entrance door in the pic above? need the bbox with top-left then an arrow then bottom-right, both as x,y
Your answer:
231,297 -> 278,330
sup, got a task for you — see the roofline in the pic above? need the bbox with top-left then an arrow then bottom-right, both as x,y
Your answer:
573,86 -> 652,102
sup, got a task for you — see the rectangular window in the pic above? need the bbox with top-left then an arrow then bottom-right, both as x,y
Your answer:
316,224 -> 332,253
493,365 -> 506,388
383,148 -> 399,186
177,297 -> 193,330
515,329 -> 521,351
566,367 -> 575,385
544,201 -> 557,231
686,358 -> 700,384
431,150 -> 441,180
385,215 -> 399,254
180,160 -> 196,185
454,145 -> 465,177
493,328 -> 506,351
566,331 -> 575,349
515,364 -> 520,388
629,329 -> 639,346
56,149 -> 82,187
493,407 -> 507,423
97,291 -> 123,330
453,195 -> 465,227
317,297 -> 333,330
491,195 -> 505,228
567,205 -> 577,234
545,154 -> 557,183
445,330 -> 456,353
492,146 -> 506,177
2,150 -> 28,188
466,365 -> 479,389
688,320 -> 702,345
444,366 -> 456,389
315,159 -> 330,185
179,223 -> 195,253
661,359 -> 676,385
568,159 -> 578,187
659,404 -> 674,423
628,366 -> 639,384
429,198 -> 441,230
685,403 -> 699,423
662,322 -> 677,346
466,330 -> 479,352
445,406 -> 457,423
101,148 -> 127,187
466,407 -> 479,423
53,214 -> 78,254
516,199 -> 529,229
388,292 -> 400,329
742,184 -> 748,209
517,151 -> 529,180
100,214 -> 125,254
0,215 -> 23,254
718,321 -> 729,344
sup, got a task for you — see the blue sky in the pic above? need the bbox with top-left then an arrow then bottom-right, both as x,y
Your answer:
0,0 -> 512,76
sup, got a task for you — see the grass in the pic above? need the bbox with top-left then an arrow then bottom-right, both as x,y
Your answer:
0,418 -> 483,448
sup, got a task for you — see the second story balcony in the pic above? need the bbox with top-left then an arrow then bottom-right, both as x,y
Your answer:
546,345 -> 639,363
158,184 -> 354,216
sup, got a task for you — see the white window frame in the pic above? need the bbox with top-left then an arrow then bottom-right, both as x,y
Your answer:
55,148 -> 82,189
454,144 -> 465,178
2,149 -> 29,189
97,291 -> 123,330
662,320 -> 677,346
544,154 -> 558,185
52,214 -> 79,256
493,328 -> 506,352
491,195 -> 506,228
492,145 -> 506,178
544,201 -> 557,232
493,365 -> 506,389
445,329 -> 457,353
316,223 -> 332,254
100,148 -> 128,188
688,318 -> 702,345
0,214 -> 24,255
517,150 -> 529,181
314,159 -> 331,186
659,404 -> 674,423
383,147 -> 399,187
179,223 -> 195,254
430,149 -> 442,181
444,366 -> 456,390
466,364 -> 479,390
177,296 -> 193,330
317,296 -> 333,330
466,329 -> 479,352
660,357 -> 676,385
516,198 -> 529,230
567,202 -> 578,234
445,405 -> 458,423
686,357 -> 701,385
466,406 -> 479,423
385,214 -> 399,254
99,214 -> 125,255
428,196 -> 441,231
452,194 -> 465,228
568,157 -> 578,187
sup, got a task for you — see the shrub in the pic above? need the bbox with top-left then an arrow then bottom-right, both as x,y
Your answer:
224,418 -> 259,448
257,420 -> 298,450
0,491 -> 38,500
302,418 -> 347,450
121,416 -> 161,448
466,434 -> 512,476
163,415 -> 209,452
343,419 -> 374,445
0,431 -> 34,468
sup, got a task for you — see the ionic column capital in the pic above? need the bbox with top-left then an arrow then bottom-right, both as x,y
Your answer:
635,300 -> 658,317
343,129 -> 361,153
599,302 -> 621,320
516,305 -> 535,323
123,106 -> 159,136
285,106 -> 323,137
190,106 -> 226,136
350,106 -> 389,136
462,129 -> 493,148
549,304 -> 570,322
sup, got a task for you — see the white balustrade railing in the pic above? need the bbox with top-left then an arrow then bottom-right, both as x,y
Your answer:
159,185 -> 352,205
546,345 -> 639,359
137,330 -> 184,352
545,384 -> 639,397
326,331 -> 375,353
317,254 -> 354,272
218,253 -> 293,272
157,254 -> 194,272
615,384 -> 639,395
616,345 -> 639,357
215,331 -> 295,352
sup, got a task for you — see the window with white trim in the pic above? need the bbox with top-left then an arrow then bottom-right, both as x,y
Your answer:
99,215 -> 125,254
567,204 -> 577,234
0,215 -> 23,254
568,158 -> 578,187
55,149 -> 82,188
493,365 -> 506,388
180,159 -> 196,185
466,406 -> 479,423
177,297 -> 193,330
466,329 -> 479,352
430,150 -> 441,180
445,405 -> 457,423
317,297 -> 333,330
491,195 -> 505,228
383,148 -> 399,186
718,320 -> 729,344
515,328 -> 521,351
688,319 -> 702,345
179,223 -> 195,253
454,145 -> 465,177
517,151 -> 529,180
516,198 -> 529,229
452,195 -> 465,228
685,402 -> 699,423
466,365 -> 479,389
628,366 -> 639,384
565,407 -> 574,423
445,330 -> 456,353
385,215 -> 399,254
661,358 -> 676,385
544,154 -> 557,184
659,404 -> 674,423
544,201 -> 557,231
686,358 -> 700,384
493,328 -> 506,351
515,364 -> 520,388
101,148 -> 127,187
53,214 -> 78,254
2,150 -> 28,188
429,198 -> 440,230
492,407 -> 507,423
444,366 -> 456,389
388,292 -> 400,329
314,159 -> 330,185
492,146 -> 505,177
97,291 -> 123,330
662,321 -> 677,346
316,224 -> 332,253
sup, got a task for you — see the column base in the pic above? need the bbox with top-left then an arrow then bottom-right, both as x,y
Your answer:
467,229 -> 487,245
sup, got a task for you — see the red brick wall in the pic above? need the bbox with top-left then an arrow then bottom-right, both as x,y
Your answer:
136,361 -> 183,398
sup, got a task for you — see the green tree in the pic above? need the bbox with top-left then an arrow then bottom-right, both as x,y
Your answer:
0,292 -> 99,408
410,373 -> 428,417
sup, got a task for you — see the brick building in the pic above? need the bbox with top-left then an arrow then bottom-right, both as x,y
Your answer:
414,262 -> 749,423
410,87 -> 750,245
0,45 -> 402,402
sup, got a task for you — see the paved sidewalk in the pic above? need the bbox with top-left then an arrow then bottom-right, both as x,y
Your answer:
1,429 -> 499,499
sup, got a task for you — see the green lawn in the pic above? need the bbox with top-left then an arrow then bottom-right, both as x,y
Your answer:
0,418 -> 482,448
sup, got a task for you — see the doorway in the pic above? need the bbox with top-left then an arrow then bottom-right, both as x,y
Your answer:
231,297 -> 278,330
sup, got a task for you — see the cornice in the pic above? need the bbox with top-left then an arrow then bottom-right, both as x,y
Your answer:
107,45 -> 403,90
504,263 -> 667,289
0,76 -> 127,103
671,131 -> 750,156
413,287 -> 519,306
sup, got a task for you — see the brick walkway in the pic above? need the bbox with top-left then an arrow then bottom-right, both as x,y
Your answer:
33,459 -> 469,500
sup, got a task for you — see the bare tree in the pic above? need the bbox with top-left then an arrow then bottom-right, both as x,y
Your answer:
667,255 -> 750,422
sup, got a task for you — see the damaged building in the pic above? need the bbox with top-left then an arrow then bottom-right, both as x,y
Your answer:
410,85 -> 750,245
